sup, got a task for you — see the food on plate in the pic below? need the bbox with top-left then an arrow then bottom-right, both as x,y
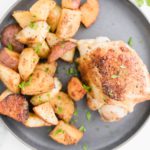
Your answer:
24,113 -> 51,127
29,41 -> 50,58
68,77 -> 86,101
0,89 -> 13,102
47,5 -> 61,32
16,21 -> 50,44
30,0 -> 56,20
80,0 -> 99,28
0,94 -> 29,122
1,24 -> 24,52
48,41 -> 76,62
0,47 -> 19,71
77,39 -> 150,122
56,8 -> 81,39
33,102 -> 58,125
62,0 -> 81,9
30,77 -> 62,106
50,120 -> 83,145
0,63 -> 21,93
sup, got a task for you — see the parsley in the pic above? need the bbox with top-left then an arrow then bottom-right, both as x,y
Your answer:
7,43 -> 13,51
18,76 -> 32,89
45,67 -> 49,73
146,0 -> 150,5
67,67 -> 78,76
135,0 -> 144,7
128,37 -> 133,47
32,58 -> 37,63
82,84 -> 91,92
47,93 -> 50,98
54,129 -> 64,135
111,74 -> 120,79
120,65 -> 126,69
86,111 -> 91,121
79,125 -> 86,132
34,43 -> 42,54
47,26 -> 50,32
83,144 -> 88,150
57,107 -> 63,114
48,127 -> 53,132
71,119 -> 78,124
74,109 -> 78,116
58,95 -> 61,99
29,22 -> 38,29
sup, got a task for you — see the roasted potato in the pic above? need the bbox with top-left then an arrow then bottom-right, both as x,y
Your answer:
47,5 -> 61,32
33,102 -> 58,125
24,113 -> 51,127
12,11 -> 38,28
50,121 -> 83,145
0,94 -> 29,122
68,77 -> 86,101
30,77 -> 62,106
0,47 -> 19,71
21,66 -> 54,95
62,0 -> 81,9
29,41 -> 50,58
56,9 -> 81,39
80,0 -> 99,28
1,24 -> 24,52
16,21 -> 50,44
18,48 -> 39,81
0,63 -> 21,93
0,89 -> 13,102
48,41 -> 76,62
30,0 -> 56,20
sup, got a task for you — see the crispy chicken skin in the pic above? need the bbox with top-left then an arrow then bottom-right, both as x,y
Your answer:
0,94 -> 29,122
77,40 -> 150,122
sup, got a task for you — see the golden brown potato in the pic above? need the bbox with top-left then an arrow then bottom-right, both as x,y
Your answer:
33,102 -> 58,125
28,41 -> 50,58
30,0 -> 56,20
0,48 -> 19,71
47,5 -> 61,32
48,41 -> 76,62
24,113 -> 51,127
68,77 -> 86,101
18,48 -> 39,81
50,121 -> 83,145
80,0 -> 99,28
0,94 -> 29,123
0,89 -> 13,102
0,63 -> 21,93
56,9 -> 81,39
30,77 -> 62,106
16,21 -> 50,44
62,0 -> 81,9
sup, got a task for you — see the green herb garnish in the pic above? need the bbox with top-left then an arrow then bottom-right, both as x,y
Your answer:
34,43 -> 42,54
111,74 -> 120,79
7,43 -> 13,51
48,127 -> 53,132
45,67 -> 49,73
29,22 -> 38,29
135,0 -> 144,7
18,76 -> 32,89
57,107 -> 63,114
32,58 -> 37,63
146,0 -> 150,6
47,93 -> 50,98
79,125 -> 86,132
128,37 -> 133,47
83,144 -> 88,150
86,111 -> 91,121
82,84 -> 91,92
67,67 -> 78,76
74,109 -> 78,116
58,95 -> 61,100
54,129 -> 64,135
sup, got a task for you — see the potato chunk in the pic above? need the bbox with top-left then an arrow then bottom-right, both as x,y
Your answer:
18,48 -> 39,81
0,63 -> 21,93
30,0 -> 56,20
56,9 -> 81,39
62,0 -> 81,9
0,89 -> 13,102
33,102 -> 58,125
50,121 -> 83,145
80,0 -> 99,28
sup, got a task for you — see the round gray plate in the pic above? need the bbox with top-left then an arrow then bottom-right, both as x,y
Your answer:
0,0 -> 150,150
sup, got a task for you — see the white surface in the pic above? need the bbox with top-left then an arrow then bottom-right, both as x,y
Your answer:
0,0 -> 149,150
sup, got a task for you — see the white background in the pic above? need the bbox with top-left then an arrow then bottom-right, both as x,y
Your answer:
0,0 -> 149,150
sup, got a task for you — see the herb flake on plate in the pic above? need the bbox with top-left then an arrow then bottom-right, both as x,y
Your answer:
79,125 -> 86,132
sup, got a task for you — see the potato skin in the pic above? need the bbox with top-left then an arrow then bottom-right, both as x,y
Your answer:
0,94 -> 29,122
68,77 -> 86,101
1,24 -> 24,52
0,89 -> 13,102
62,0 -> 81,9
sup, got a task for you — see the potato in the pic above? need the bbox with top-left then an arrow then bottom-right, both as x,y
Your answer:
80,0 -> 99,28
0,63 -> 21,93
56,9 -> 81,39
68,77 -> 86,101
50,121 -> 83,145
47,5 -> 61,32
24,113 -> 51,127
21,66 -> 54,95
16,21 -> 50,44
33,102 -> 58,125
0,47 -> 19,71
60,48 -> 75,63
12,11 -> 38,28
30,77 -> 62,106
49,92 -> 75,122
48,41 -> 76,62
30,0 -> 56,20
62,0 -> 81,9
0,89 -> 13,102
28,41 -> 50,58
18,48 -> 39,81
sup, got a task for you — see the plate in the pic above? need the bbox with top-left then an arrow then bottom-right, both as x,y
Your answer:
0,0 -> 150,150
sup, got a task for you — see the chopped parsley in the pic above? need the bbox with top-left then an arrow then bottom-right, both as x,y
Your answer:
58,95 -> 61,100
83,144 -> 88,150
34,43 -> 42,54
47,93 -> 50,98
67,67 -> 78,76
86,111 -> 91,121
70,119 -> 78,124
146,0 -> 150,6
74,109 -> 78,116
32,58 -> 37,63
82,84 -> 91,92
79,125 -> 86,132
128,37 -> 133,47
7,43 -> 13,51
111,74 -> 120,79
120,65 -> 126,69
45,67 -> 49,73
29,22 -> 38,29
18,76 -> 32,89
54,129 -> 64,135
57,107 -> 63,114
47,26 -> 50,32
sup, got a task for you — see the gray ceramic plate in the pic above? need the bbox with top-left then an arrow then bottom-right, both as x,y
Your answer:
0,0 -> 150,150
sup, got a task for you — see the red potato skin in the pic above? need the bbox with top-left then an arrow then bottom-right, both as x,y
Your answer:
62,0 -> 81,9
1,24 -> 24,52
0,94 -> 29,123
48,41 -> 76,62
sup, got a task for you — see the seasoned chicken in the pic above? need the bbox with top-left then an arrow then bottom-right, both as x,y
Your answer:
77,38 -> 150,122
